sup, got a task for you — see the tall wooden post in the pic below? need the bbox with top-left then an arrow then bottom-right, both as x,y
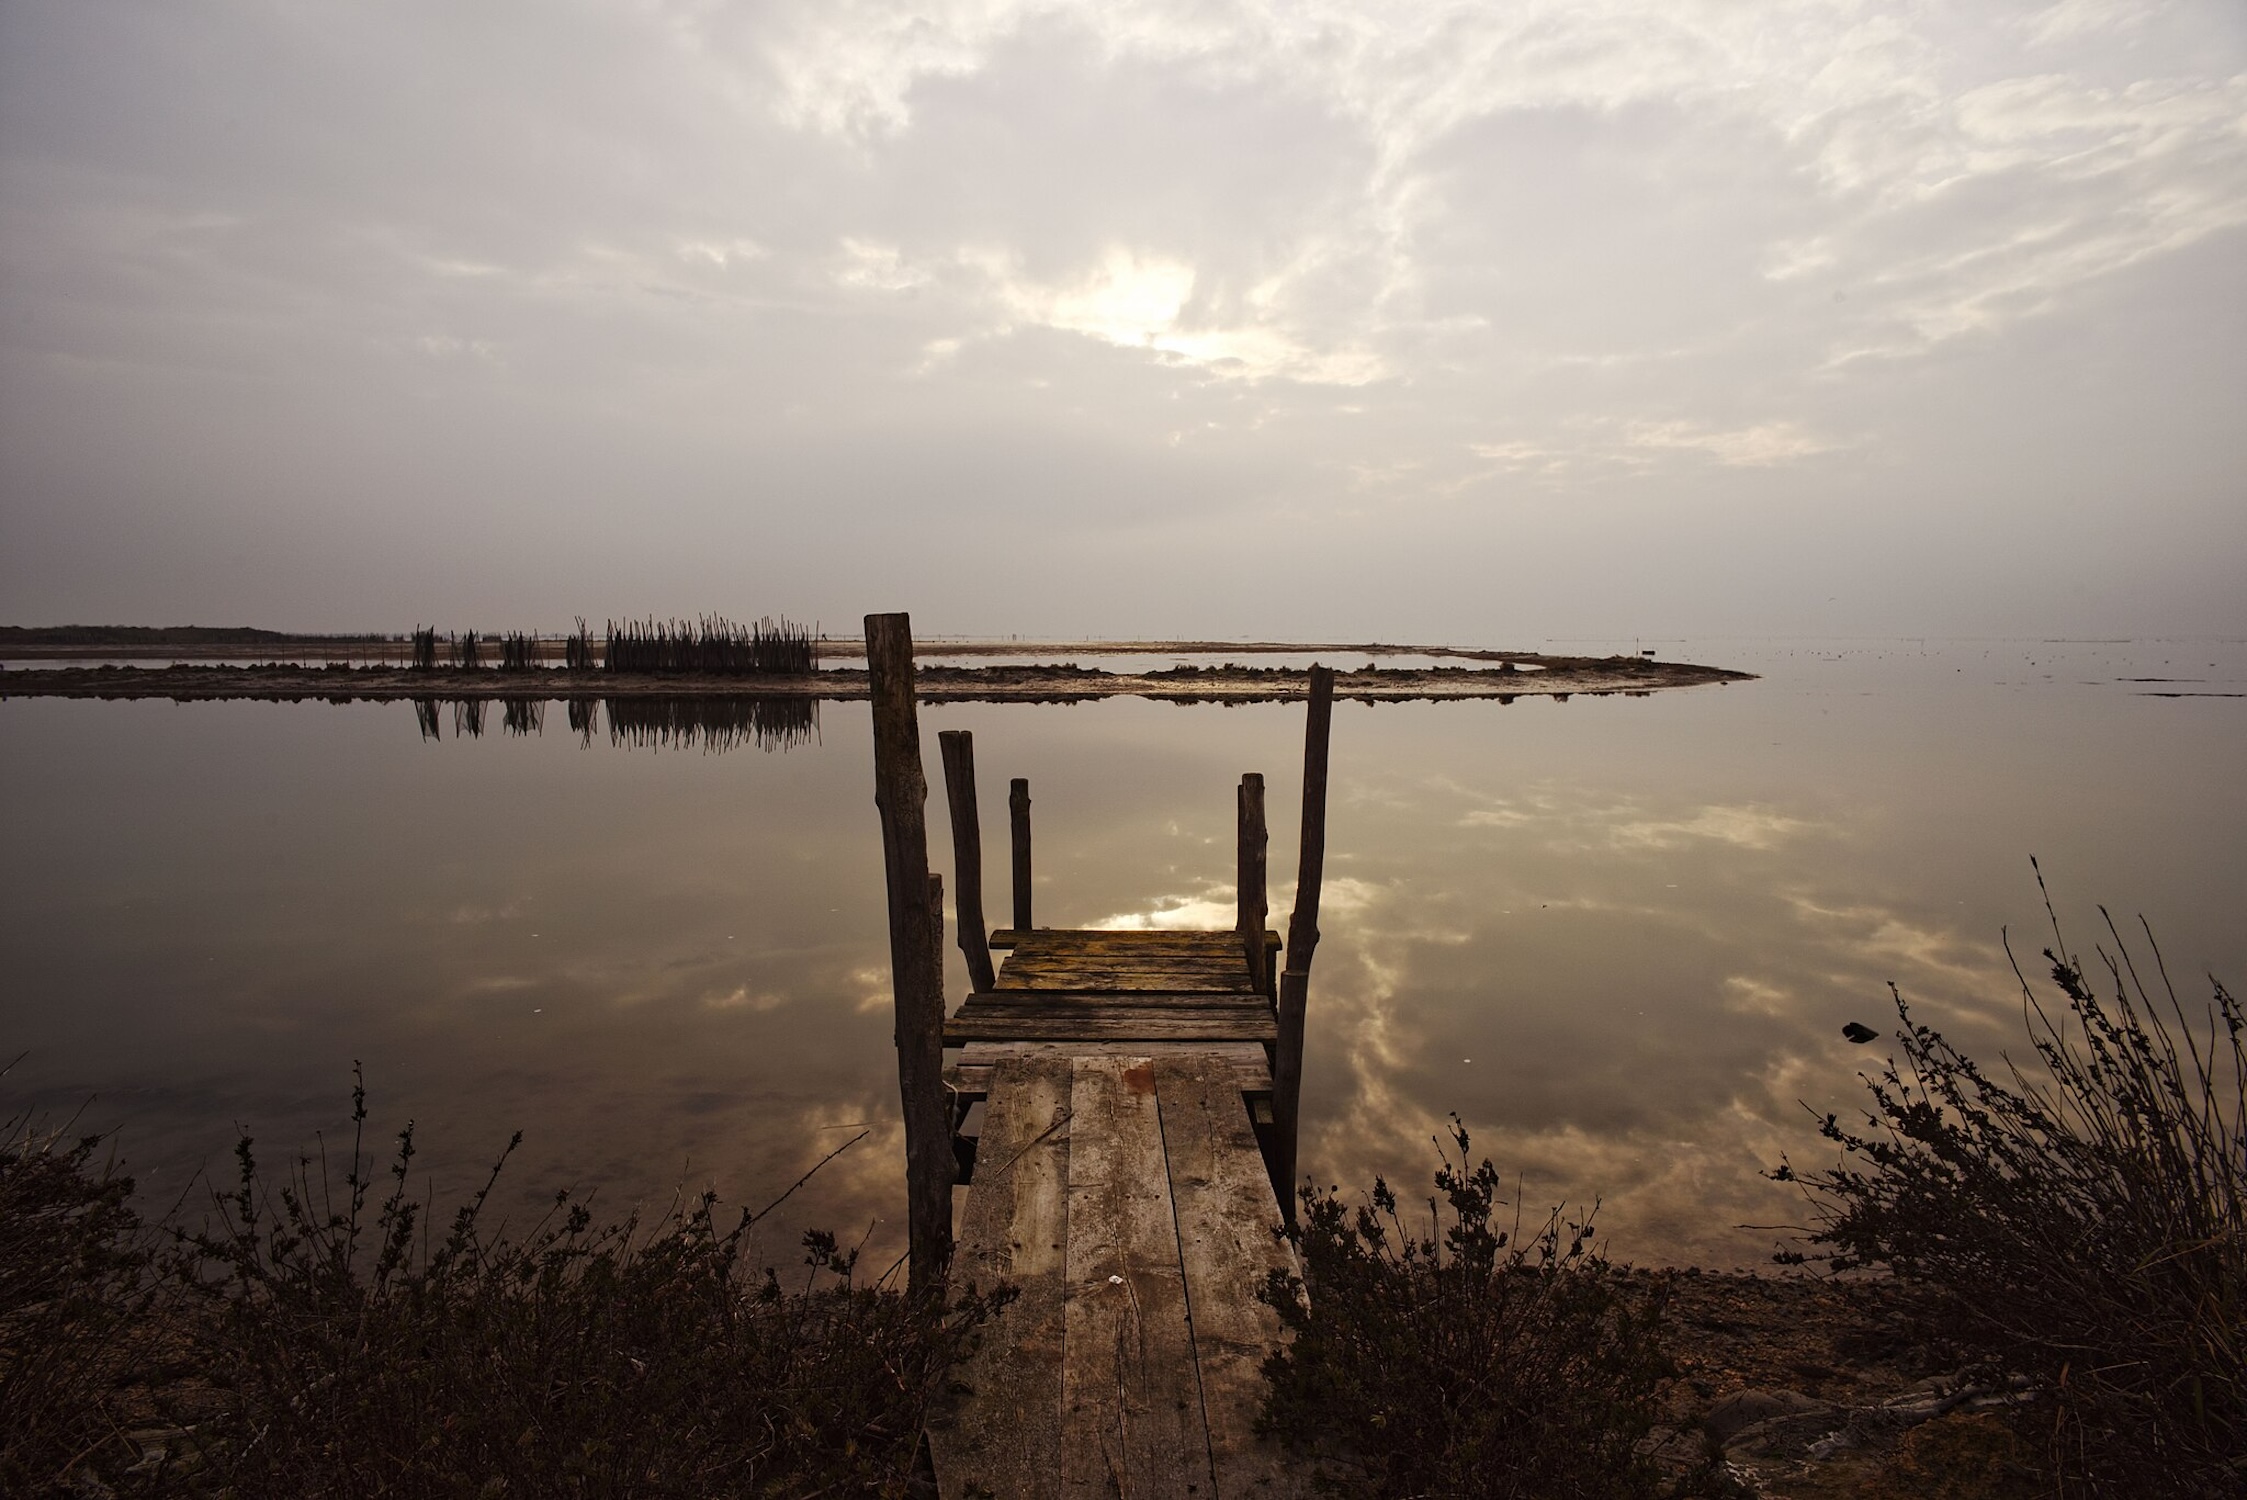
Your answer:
1272,665 -> 1334,1225
1009,777 -> 1033,931
1237,773 -> 1269,999
865,612 -> 952,1288
938,730 -> 997,993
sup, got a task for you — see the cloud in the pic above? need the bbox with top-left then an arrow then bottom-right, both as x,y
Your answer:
974,246 -> 1388,383
834,237 -> 934,292
1089,875 -> 1383,931
1462,419 -> 1841,482
1609,805 -> 1815,850
1456,786 -> 1821,853
4,0 -> 2241,633
702,984 -> 788,1012
1624,420 -> 1839,468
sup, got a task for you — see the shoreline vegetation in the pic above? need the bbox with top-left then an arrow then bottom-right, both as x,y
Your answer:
7,896 -> 2235,1497
1,621 -> 1754,703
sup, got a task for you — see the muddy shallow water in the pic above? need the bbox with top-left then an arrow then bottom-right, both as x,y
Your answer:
2,637 -> 2240,1272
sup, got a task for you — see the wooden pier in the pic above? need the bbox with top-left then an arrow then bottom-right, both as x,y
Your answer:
864,614 -> 1332,1499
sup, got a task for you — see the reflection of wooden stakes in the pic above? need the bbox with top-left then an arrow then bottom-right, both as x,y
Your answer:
1272,665 -> 1334,1224
939,730 -> 998,993
865,612 -> 952,1288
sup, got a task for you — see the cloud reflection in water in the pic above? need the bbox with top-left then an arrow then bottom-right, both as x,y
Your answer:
0,641 -> 2240,1271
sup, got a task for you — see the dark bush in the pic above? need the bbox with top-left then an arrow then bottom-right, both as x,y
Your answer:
1779,875 -> 2243,1498
1258,1119 -> 1740,1498
1,1072 -> 1006,1497
0,1105 -> 156,1496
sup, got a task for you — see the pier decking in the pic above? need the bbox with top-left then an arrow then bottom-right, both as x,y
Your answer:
863,614 -> 1331,1499
929,936 -> 1303,1497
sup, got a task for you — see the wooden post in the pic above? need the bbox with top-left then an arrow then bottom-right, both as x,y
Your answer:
865,612 -> 952,1288
1009,777 -> 1033,931
1237,773 -> 1269,999
939,730 -> 998,993
1272,665 -> 1334,1225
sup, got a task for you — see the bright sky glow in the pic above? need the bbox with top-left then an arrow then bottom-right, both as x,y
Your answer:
0,0 -> 2240,637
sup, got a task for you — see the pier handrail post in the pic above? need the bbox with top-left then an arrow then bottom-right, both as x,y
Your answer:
1009,778 -> 1033,931
865,611 -> 952,1288
1237,773 -> 1269,999
1272,664 -> 1334,1225
939,730 -> 998,992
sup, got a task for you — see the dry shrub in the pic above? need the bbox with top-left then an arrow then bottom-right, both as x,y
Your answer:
1780,873 -> 2243,1498
0,1103 -> 155,1495
1,1072 -> 1006,1497
1257,1120 -> 1742,1499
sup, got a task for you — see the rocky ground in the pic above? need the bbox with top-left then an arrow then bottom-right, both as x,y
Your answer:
1650,1271 -> 2044,1499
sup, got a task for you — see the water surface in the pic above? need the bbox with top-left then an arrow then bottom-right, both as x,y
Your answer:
3,638 -> 2240,1269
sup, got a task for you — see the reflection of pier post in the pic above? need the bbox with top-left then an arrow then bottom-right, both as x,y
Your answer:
1272,665 -> 1334,1225
865,612 -> 952,1288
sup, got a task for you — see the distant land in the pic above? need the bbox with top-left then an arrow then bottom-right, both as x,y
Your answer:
0,628 -> 1753,704
0,624 -> 390,649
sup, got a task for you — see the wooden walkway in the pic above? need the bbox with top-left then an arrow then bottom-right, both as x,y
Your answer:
861,615 -> 1334,1500
929,929 -> 1303,1498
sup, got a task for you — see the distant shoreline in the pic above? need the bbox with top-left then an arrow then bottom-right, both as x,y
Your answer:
0,654 -> 1753,704
8,630 -> 1698,666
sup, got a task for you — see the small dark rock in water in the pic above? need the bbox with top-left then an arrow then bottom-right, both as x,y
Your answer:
1843,1022 -> 1879,1043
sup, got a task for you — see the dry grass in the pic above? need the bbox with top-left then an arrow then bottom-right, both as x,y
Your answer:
1257,1119 -> 1745,1499
1,1071 -> 1007,1498
1778,869 -> 2243,1497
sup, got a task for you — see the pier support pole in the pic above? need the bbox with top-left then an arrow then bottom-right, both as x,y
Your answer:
866,612 -> 952,1288
1272,665 -> 1334,1225
1009,778 -> 1033,931
1237,773 -> 1269,999
939,730 -> 998,993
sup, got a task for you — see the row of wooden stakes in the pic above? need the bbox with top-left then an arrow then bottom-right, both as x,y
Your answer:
861,611 -> 1334,1290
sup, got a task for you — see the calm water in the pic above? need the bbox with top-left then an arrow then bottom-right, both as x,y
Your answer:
3,638 -> 2241,1270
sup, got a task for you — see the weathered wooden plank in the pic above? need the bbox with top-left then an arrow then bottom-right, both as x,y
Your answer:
954,1000 -> 1275,1021
1062,1058 -> 1212,1499
951,1002 -> 1278,1024
1155,1058 -> 1307,1498
1010,929 -> 1261,949
948,1042 -> 1272,1100
946,1010 -> 1279,1044
964,990 -> 1272,1012
1000,945 -> 1254,968
930,1057 -> 1072,1500
993,978 -> 1257,996
1002,950 -> 1247,972
1001,943 -> 1255,965
991,928 -> 1282,952
998,964 -> 1256,994
1006,938 -> 1258,961
998,959 -> 1255,980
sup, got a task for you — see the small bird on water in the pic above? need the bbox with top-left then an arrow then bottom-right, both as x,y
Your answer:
1842,1021 -> 1878,1043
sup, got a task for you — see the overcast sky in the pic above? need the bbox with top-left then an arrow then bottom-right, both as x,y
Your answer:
2,0 -> 2241,641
